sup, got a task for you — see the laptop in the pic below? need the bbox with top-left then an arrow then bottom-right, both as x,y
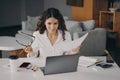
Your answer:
40,54 -> 79,75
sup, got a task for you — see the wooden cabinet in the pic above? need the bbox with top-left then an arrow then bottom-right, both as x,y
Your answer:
99,11 -> 120,48
99,11 -> 120,32
72,0 -> 108,27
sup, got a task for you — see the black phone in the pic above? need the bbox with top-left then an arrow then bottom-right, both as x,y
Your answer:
96,63 -> 113,68
19,62 -> 32,69
106,56 -> 114,63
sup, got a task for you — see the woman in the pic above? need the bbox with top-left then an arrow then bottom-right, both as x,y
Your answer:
24,8 -> 80,58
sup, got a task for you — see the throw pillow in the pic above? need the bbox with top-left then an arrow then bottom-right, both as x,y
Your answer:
65,20 -> 82,39
26,16 -> 39,31
63,16 -> 69,20
82,20 -> 95,31
65,20 -> 82,32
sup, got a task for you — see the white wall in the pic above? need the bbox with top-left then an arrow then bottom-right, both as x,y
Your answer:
0,0 -> 44,28
22,0 -> 44,20
44,0 -> 72,19
0,0 -> 72,28
0,0 -> 21,27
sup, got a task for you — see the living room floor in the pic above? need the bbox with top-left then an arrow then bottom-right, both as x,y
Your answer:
0,26 -> 120,67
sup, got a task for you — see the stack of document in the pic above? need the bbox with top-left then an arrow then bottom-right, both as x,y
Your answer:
78,56 -> 99,67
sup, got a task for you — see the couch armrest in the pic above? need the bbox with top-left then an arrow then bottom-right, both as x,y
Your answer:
73,28 -> 107,56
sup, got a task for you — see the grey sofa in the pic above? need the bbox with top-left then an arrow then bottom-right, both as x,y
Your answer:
19,16 -> 107,56
73,28 -> 106,56
65,19 -> 106,56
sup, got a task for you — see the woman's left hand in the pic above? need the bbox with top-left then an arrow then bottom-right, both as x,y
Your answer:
69,46 -> 80,55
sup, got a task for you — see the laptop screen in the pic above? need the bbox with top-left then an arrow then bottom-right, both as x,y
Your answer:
41,54 -> 79,75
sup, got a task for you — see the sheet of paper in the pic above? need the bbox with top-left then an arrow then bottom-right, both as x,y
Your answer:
33,68 -> 44,78
60,33 -> 88,51
78,56 -> 98,67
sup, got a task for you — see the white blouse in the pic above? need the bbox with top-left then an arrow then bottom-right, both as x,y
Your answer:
31,30 -> 72,58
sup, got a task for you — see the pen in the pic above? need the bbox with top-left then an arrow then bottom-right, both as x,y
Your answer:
87,60 -> 103,67
95,60 -> 104,64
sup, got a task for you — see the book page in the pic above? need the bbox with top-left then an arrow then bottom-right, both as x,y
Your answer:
60,33 -> 88,51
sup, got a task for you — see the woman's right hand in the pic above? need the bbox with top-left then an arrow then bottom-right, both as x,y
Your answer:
69,46 -> 80,55
23,46 -> 34,57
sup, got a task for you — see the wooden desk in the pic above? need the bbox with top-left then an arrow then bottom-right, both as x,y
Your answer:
0,57 -> 119,80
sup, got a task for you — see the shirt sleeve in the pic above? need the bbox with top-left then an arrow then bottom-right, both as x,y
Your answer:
30,31 -> 40,57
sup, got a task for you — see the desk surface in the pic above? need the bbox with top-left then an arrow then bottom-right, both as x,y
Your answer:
0,36 -> 23,51
0,57 -> 120,80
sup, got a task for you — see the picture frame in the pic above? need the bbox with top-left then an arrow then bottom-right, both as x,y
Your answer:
66,0 -> 84,7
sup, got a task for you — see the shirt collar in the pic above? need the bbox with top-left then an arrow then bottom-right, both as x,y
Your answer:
43,30 -> 48,38
43,30 -> 62,41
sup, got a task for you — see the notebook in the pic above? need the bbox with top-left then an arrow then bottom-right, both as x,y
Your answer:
40,54 -> 79,75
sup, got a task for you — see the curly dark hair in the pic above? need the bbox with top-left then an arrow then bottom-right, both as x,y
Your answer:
36,8 -> 67,40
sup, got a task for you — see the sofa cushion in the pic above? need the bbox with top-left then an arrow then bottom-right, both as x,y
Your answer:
63,16 -> 69,20
26,16 -> 39,31
81,20 -> 95,31
65,20 -> 82,39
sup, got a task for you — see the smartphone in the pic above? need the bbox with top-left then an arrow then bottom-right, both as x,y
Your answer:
96,63 -> 113,68
106,56 -> 114,63
19,62 -> 32,69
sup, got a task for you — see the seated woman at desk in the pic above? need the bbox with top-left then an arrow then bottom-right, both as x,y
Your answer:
24,8 -> 80,58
